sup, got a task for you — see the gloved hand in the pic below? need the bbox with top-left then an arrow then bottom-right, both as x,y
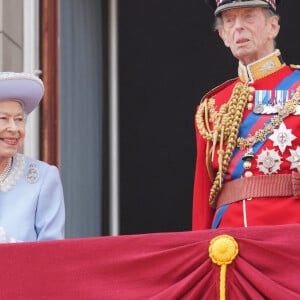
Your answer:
0,227 -> 16,243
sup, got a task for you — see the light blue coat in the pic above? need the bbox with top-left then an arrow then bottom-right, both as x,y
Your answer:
0,154 -> 65,242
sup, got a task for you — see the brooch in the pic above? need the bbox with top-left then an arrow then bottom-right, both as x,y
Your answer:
26,163 -> 39,184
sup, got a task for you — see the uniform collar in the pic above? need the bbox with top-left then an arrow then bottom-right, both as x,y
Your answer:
238,50 -> 285,83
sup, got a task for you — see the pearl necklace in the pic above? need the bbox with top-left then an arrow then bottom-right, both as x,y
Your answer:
0,153 -> 25,192
0,158 -> 12,182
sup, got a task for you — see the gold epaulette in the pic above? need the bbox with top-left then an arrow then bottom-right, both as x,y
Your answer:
200,78 -> 238,104
290,64 -> 300,69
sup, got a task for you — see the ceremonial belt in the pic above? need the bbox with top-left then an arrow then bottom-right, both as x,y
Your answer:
216,172 -> 300,209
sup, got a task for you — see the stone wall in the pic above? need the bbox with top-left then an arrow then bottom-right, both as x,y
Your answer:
0,0 -> 23,71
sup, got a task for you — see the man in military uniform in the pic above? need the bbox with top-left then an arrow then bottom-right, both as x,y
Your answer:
193,0 -> 300,229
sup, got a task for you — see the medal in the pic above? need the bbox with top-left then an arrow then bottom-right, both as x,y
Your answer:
256,149 -> 282,175
253,90 -> 265,114
264,105 -> 276,114
253,104 -> 264,114
254,90 -> 295,115
294,105 -> 300,115
287,147 -> 300,171
269,122 -> 296,153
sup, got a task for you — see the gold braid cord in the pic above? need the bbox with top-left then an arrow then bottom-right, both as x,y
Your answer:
196,83 -> 251,208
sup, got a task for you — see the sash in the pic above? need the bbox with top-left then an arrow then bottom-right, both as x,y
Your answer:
212,70 -> 300,229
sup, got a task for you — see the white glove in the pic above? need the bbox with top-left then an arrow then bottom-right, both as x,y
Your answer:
0,227 -> 16,243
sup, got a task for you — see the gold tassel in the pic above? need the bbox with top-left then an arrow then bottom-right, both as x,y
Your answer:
209,235 -> 239,300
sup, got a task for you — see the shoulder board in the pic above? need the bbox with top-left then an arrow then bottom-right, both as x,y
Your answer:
290,64 -> 300,70
200,78 -> 238,103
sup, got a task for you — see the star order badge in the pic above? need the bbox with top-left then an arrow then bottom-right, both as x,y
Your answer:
269,122 -> 296,153
287,147 -> 300,171
256,149 -> 282,175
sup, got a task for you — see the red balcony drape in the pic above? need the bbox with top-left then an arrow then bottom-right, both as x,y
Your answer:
1,224 -> 300,299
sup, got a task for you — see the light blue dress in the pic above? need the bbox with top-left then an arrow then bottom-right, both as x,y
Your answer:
0,153 -> 65,242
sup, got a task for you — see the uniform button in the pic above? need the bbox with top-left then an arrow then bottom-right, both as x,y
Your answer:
244,171 -> 253,177
248,86 -> 255,93
248,95 -> 254,101
243,161 -> 252,169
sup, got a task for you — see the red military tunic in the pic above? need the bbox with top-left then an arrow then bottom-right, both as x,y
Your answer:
193,50 -> 300,230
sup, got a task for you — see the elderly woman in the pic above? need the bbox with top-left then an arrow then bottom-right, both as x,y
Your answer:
0,72 -> 65,242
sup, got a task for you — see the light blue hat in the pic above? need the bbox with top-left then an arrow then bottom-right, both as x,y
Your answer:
0,72 -> 44,114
